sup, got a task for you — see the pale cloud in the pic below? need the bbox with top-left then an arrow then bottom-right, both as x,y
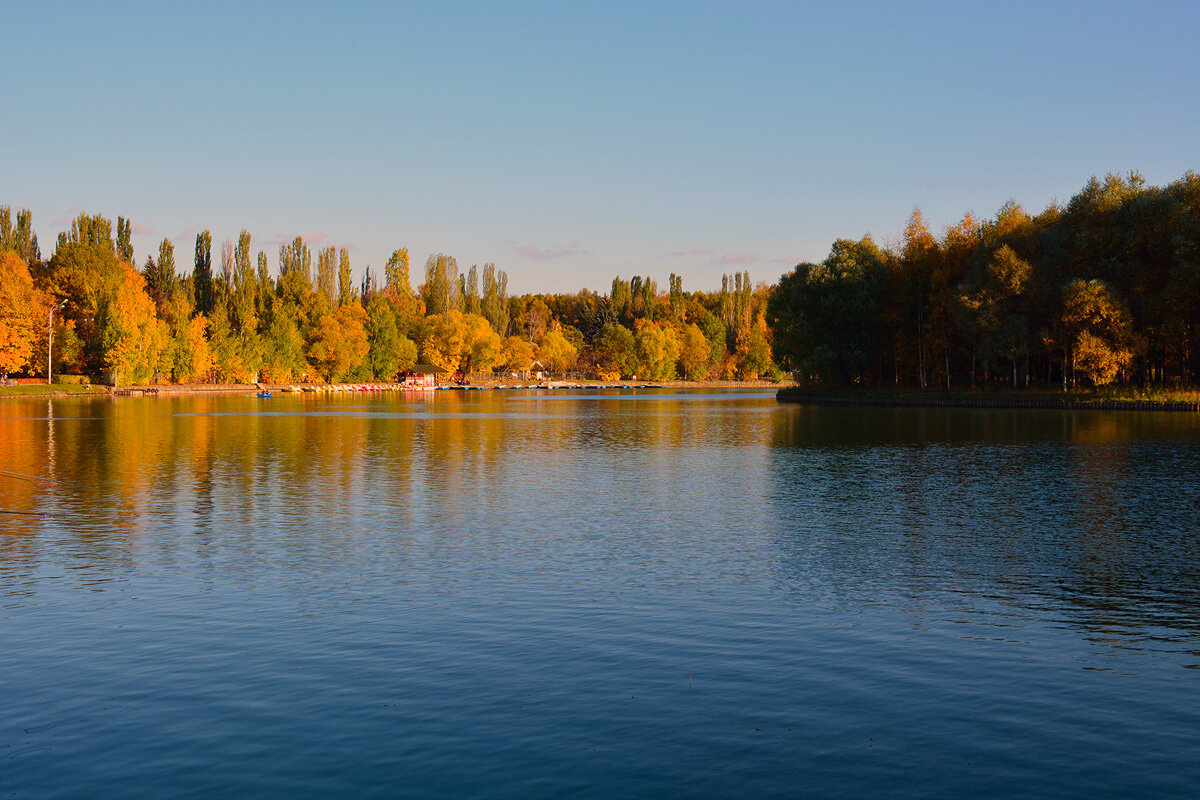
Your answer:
52,206 -> 85,227
768,257 -> 799,265
516,240 -> 581,260
665,247 -> 716,258
172,229 -> 197,244
721,252 -> 758,264
258,233 -> 327,248
265,234 -> 353,252
132,222 -> 153,235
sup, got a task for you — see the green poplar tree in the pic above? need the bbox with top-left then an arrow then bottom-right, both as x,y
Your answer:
194,230 -> 214,316
337,247 -> 355,306
316,246 -> 337,304
157,238 -> 177,297
481,263 -> 510,337
116,216 -> 133,263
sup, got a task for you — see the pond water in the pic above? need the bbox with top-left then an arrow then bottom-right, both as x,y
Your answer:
2,390 -> 1199,798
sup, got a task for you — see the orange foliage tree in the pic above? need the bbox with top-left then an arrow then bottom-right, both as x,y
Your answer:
0,252 -> 49,376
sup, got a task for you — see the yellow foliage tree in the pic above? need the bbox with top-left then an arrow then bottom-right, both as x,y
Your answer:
677,323 -> 711,380
335,302 -> 369,379
419,312 -> 467,374
633,320 -> 680,380
460,313 -> 502,374
306,302 -> 370,382
537,329 -> 578,374
99,263 -> 168,384
1062,278 -> 1133,386
175,314 -> 214,383
498,335 -> 534,373
420,311 -> 501,376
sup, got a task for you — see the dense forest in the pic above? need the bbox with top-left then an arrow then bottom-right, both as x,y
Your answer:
769,171 -> 1200,389
2,171 -> 1197,388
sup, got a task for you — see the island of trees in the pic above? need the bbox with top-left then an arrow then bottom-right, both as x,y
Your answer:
2,170 -> 1198,391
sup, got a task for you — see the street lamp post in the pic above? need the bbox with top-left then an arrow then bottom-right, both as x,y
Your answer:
48,298 -> 67,384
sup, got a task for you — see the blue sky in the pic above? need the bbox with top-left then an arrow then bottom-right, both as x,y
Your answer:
4,1 -> 1198,293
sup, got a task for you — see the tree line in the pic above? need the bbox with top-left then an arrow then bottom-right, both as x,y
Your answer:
0,211 -> 776,384
768,171 -> 1200,389
4,170 -> 1196,389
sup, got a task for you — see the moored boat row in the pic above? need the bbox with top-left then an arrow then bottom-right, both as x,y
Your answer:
435,383 -> 665,391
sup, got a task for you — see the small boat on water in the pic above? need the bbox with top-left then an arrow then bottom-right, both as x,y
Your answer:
256,391 -> 272,399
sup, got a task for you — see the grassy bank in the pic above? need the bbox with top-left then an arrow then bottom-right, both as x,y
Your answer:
0,383 -> 107,398
777,385 -> 1200,410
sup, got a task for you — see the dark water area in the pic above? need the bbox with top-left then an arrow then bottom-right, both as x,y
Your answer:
2,390 -> 1199,798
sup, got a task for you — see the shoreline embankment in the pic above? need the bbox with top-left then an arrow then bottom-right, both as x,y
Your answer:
1,379 -> 789,400
776,388 -> 1200,412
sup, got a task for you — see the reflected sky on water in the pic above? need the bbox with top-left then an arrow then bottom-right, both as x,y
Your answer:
2,391 -> 1199,798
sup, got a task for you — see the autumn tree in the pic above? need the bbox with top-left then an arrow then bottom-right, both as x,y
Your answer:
261,307 -> 306,383
423,253 -> 460,315
162,291 -> 212,383
900,208 -> 938,388
956,244 -> 1032,386
419,311 -> 500,376
0,207 -> 41,266
593,323 -> 637,379
0,252 -> 48,376
1061,279 -> 1133,386
630,320 -> 678,379
537,329 -> 578,374
383,248 -> 422,333
678,322 -> 711,380
384,248 -> 411,293
97,263 -> 168,384
279,236 -> 312,285
43,213 -> 124,373
498,336 -> 535,374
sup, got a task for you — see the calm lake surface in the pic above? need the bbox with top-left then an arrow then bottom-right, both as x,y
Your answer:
2,389 -> 1199,798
